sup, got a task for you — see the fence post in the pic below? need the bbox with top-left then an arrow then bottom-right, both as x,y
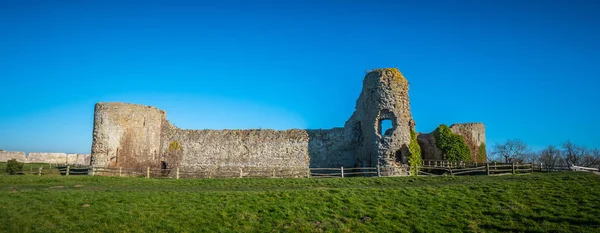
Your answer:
540,163 -> 543,172
146,167 -> 150,178
239,167 -> 243,178
176,167 -> 180,180
341,167 -> 344,178
530,163 -> 534,173
272,169 -> 276,178
494,162 -> 497,170
306,168 -> 310,178
377,164 -> 381,177
449,166 -> 453,176
416,164 -> 419,176
38,167 -> 42,176
486,163 -> 490,176
119,167 -> 122,177
66,165 -> 70,176
512,163 -> 516,175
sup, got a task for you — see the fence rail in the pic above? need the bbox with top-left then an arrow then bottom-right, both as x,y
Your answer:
418,163 -> 534,176
9,161 -> 600,179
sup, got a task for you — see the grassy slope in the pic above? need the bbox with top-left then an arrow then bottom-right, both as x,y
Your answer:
0,172 -> 599,232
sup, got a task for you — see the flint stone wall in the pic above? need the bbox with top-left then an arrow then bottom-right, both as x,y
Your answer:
165,129 -> 310,170
27,153 -> 67,164
27,153 -> 91,165
0,152 -> 90,165
0,151 -> 27,163
161,126 -> 357,170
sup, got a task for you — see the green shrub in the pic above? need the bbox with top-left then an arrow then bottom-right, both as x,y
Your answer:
433,124 -> 471,162
478,143 -> 487,162
5,159 -> 24,175
408,129 -> 422,176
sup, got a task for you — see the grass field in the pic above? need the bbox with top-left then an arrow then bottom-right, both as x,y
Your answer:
1,172 -> 599,232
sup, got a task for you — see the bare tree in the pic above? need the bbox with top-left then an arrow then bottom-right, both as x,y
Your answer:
580,148 -> 600,168
492,139 -> 530,163
538,145 -> 564,171
562,141 -> 588,167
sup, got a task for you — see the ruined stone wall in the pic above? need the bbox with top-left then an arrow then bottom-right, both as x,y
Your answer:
27,153 -> 68,164
159,126 -> 357,170
450,123 -> 486,148
417,123 -> 486,162
68,154 -> 91,165
450,123 -> 486,162
0,151 -> 27,163
416,133 -> 443,161
90,103 -> 359,172
91,102 -> 166,168
163,129 -> 310,170
307,128 -> 357,168
10,152 -> 91,165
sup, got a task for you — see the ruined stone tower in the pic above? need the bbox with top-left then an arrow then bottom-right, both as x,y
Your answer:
91,103 -> 167,168
344,68 -> 415,169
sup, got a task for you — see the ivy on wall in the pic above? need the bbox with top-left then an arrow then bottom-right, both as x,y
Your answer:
408,129 -> 422,176
478,143 -> 487,163
433,124 -> 471,162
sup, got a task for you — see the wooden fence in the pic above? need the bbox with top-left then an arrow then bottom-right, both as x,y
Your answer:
12,162 -> 599,179
15,164 -> 61,176
91,166 -> 383,179
90,163 -> 549,179
417,162 -> 534,176
15,164 -> 92,176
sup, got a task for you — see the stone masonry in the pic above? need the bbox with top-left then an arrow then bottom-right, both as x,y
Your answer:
0,151 -> 27,163
0,151 -> 90,165
90,68 -> 486,176
417,123 -> 486,163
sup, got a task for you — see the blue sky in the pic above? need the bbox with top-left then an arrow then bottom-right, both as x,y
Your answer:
1,0 -> 599,154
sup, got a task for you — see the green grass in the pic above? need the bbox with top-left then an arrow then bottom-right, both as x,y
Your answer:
1,172 -> 599,232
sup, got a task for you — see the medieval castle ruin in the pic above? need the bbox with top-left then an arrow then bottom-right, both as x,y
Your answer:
88,68 -> 486,176
0,68 -> 484,175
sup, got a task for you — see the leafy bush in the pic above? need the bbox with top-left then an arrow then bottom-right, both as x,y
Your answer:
478,143 -> 487,162
5,159 -> 24,175
433,124 -> 471,162
408,129 -> 422,176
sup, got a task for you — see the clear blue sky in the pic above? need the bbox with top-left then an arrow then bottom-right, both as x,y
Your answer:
1,0 -> 599,154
